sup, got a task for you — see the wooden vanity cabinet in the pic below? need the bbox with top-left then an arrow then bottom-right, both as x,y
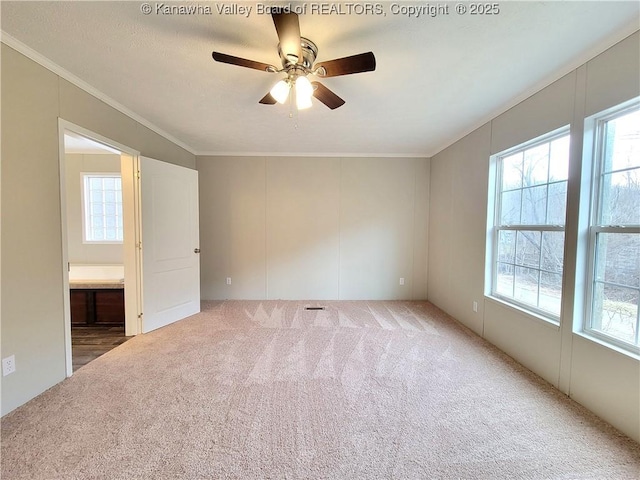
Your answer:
70,288 -> 125,326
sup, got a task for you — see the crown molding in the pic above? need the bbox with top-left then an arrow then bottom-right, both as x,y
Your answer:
195,151 -> 430,159
1,31 -> 197,156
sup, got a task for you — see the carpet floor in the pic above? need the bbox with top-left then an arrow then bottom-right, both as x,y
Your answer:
1,300 -> 639,479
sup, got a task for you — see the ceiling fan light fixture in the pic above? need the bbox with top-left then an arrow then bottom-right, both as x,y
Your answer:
270,79 -> 290,104
295,75 -> 313,110
296,94 -> 313,110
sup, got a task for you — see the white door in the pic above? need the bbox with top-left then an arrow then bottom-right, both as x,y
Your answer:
140,156 -> 200,333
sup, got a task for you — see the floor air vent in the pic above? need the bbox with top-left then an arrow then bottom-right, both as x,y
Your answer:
305,306 -> 326,311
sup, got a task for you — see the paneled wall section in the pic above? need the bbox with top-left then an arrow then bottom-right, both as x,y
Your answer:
197,156 -> 430,301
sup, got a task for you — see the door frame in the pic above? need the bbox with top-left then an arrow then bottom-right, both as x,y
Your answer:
58,119 -> 142,377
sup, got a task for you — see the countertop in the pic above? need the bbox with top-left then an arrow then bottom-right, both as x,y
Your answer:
70,280 -> 124,290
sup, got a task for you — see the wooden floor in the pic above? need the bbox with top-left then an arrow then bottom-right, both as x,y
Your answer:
71,326 -> 131,372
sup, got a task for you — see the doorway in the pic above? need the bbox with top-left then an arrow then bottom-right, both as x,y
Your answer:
59,120 -> 142,376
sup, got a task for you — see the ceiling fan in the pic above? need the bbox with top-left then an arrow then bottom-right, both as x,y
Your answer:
212,12 -> 376,110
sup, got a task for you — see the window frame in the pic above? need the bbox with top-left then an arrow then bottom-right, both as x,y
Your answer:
81,172 -> 124,244
583,100 -> 640,355
488,126 -> 571,324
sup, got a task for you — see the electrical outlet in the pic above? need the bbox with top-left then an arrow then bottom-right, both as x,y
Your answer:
473,301 -> 478,313
226,277 -> 232,285
399,278 -> 405,286
2,355 -> 16,376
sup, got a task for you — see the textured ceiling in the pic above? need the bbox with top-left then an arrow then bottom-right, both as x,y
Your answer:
2,1 -> 638,156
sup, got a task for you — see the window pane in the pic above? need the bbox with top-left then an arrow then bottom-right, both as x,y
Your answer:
516,231 -> 541,268
523,143 -> 549,186
595,233 -> 640,288
602,109 -> 640,173
515,266 -> 540,306
90,190 -> 103,202
496,263 -> 515,297
91,204 -> 103,216
521,185 -> 547,225
540,272 -> 562,316
549,136 -> 570,181
498,230 -> 516,264
547,181 -> 567,225
83,174 -> 123,243
500,190 -> 521,224
586,104 -> 640,352
91,216 -> 104,228
600,169 -> 640,225
491,130 -> 568,321
592,283 -> 639,345
105,203 -> 116,216
541,231 -> 565,273
502,152 -> 523,190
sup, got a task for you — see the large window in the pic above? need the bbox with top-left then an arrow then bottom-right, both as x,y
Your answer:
586,103 -> 640,352
489,128 -> 570,321
82,174 -> 123,243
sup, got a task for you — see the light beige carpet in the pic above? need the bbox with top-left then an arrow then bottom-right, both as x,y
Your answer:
2,301 -> 639,479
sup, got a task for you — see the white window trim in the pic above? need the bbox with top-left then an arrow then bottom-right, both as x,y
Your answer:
81,172 -> 124,244
487,125 -> 570,325
582,99 -> 640,355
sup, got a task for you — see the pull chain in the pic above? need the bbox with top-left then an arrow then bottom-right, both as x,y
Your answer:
288,85 -> 299,128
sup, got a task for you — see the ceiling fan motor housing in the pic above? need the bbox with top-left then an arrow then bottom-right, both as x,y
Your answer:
278,37 -> 318,70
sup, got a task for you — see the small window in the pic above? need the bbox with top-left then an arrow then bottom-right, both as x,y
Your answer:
585,102 -> 640,352
488,128 -> 570,321
82,174 -> 123,243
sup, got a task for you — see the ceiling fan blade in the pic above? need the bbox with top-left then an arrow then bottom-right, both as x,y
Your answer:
312,82 -> 345,110
212,52 -> 276,72
272,12 -> 302,65
259,92 -> 277,105
315,52 -> 376,77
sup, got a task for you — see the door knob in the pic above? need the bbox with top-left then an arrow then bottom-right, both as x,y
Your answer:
194,248 -> 201,254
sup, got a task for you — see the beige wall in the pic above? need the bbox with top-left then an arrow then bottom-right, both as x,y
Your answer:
0,44 -> 195,415
65,153 -> 123,265
428,31 -> 640,441
197,156 -> 429,301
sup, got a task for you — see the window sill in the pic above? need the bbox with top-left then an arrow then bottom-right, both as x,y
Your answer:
485,295 -> 561,331
573,331 -> 640,362
82,241 -> 124,245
